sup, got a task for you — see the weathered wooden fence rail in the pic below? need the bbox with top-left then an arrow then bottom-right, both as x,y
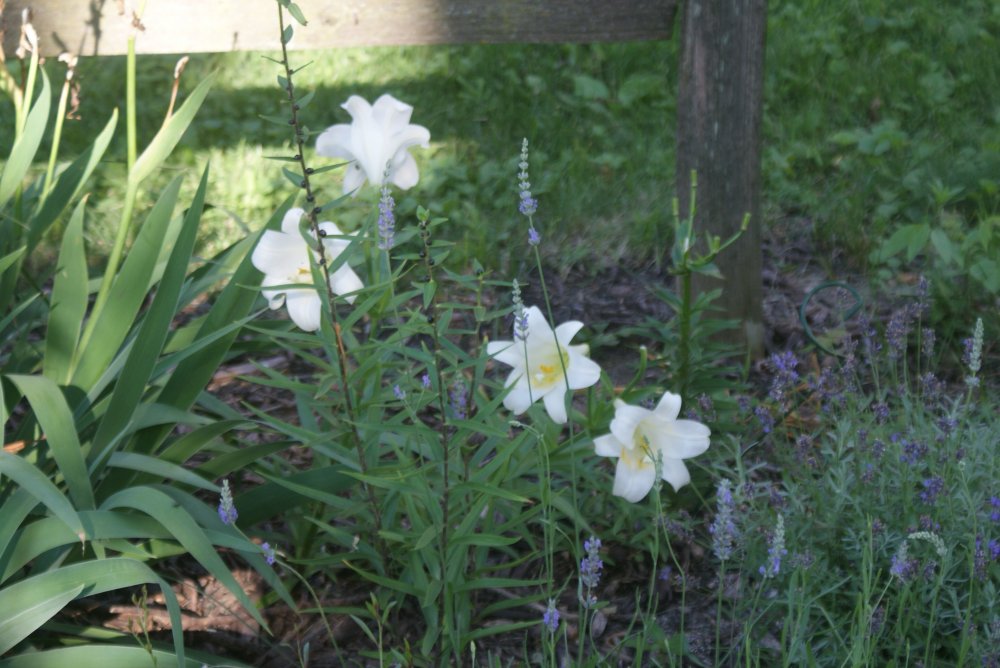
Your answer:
2,0 -> 677,58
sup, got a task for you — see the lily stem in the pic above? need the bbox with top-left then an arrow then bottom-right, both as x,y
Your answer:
275,1 -> 384,545
416,208 -> 459,665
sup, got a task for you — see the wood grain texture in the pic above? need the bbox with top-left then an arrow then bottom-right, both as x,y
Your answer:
675,0 -> 768,357
2,0 -> 677,58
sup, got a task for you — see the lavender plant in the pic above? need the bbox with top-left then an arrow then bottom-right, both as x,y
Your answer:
706,299 -> 997,666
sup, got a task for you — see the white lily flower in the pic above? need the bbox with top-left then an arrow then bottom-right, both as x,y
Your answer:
251,208 -> 363,332
316,94 -> 431,195
593,392 -> 710,502
487,306 -> 601,424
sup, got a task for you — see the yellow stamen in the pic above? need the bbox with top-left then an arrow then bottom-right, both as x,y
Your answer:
620,430 -> 655,471
531,349 -> 571,389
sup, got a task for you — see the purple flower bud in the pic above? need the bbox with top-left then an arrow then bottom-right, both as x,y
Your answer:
919,476 -> 944,506
542,599 -> 560,633
450,380 -> 468,420
580,535 -> 604,591
754,405 -> 774,434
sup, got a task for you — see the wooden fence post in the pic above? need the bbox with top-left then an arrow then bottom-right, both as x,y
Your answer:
675,0 -> 767,358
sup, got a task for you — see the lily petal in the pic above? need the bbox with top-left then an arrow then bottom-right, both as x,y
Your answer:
660,457 -> 692,492
610,404 -> 652,449
554,320 -> 584,346
371,94 -> 413,127
542,388 -> 568,424
341,94 -> 374,123
260,273 -> 289,310
342,162 -> 368,195
390,151 -> 421,190
655,419 -> 712,458
487,340 -> 525,368
523,306 -> 554,341
284,289 -> 322,332
389,122 -> 431,151
593,433 -> 623,458
565,352 -> 602,390
281,207 -> 306,234
252,229 -> 305,279
329,264 -> 364,303
655,391 -> 683,421
315,123 -> 353,160
502,378 -> 535,415
613,458 -> 657,503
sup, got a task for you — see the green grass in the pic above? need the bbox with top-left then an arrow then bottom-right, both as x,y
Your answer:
765,0 -> 1000,260
3,42 -> 677,276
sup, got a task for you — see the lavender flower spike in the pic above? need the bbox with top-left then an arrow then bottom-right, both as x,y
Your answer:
964,317 -> 984,388
518,138 -> 538,217
511,279 -> 529,341
709,479 -> 739,561
377,181 -> 396,250
542,599 -> 560,633
579,535 -> 604,608
580,536 -> 603,588
759,514 -> 787,579
218,479 -> 238,526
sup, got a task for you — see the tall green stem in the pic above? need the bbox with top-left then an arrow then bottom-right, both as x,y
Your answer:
79,33 -> 140,353
126,36 -> 137,173
413,210 -> 460,663
273,1 -> 384,546
678,270 -> 692,399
